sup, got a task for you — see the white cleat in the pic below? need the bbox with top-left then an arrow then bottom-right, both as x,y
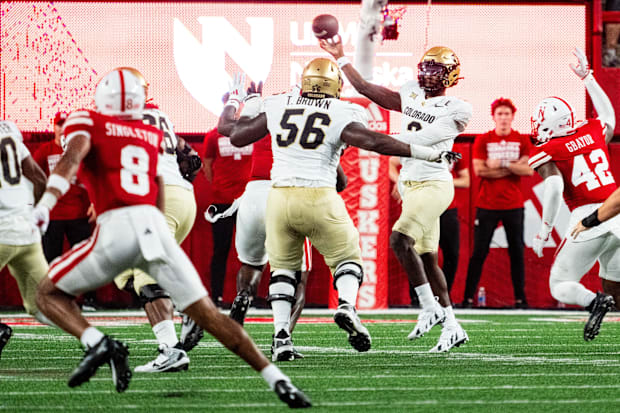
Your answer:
134,344 -> 189,373
429,323 -> 469,353
333,303 -> 371,352
407,305 -> 446,340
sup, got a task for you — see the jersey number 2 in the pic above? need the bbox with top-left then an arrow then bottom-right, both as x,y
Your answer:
571,148 -> 615,190
120,145 -> 150,196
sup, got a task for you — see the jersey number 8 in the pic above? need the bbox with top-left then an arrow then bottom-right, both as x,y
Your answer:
120,145 -> 150,196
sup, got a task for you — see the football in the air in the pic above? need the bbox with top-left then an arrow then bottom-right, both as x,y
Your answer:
312,14 -> 339,39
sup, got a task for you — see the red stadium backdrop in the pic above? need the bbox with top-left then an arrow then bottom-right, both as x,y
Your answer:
3,1 -> 618,310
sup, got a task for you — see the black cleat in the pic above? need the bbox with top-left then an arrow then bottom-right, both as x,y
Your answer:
272,330 -> 295,362
584,292 -> 615,341
68,336 -> 114,388
180,313 -> 204,352
229,293 -> 250,326
0,323 -> 12,360
109,340 -> 132,393
274,380 -> 312,408
334,303 -> 371,352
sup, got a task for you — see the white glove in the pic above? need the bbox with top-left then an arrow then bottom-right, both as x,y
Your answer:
33,205 -> 50,235
569,47 -> 590,80
532,223 -> 553,258
427,150 -> 462,163
226,72 -> 247,106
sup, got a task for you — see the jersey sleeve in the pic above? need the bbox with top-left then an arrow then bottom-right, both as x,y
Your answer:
17,141 -> 31,162
450,99 -> 473,132
472,133 -> 487,160
62,110 -> 95,145
528,143 -> 553,169
330,103 -> 369,139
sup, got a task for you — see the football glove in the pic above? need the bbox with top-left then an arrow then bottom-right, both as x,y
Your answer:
177,146 -> 202,182
533,223 -> 553,258
33,204 -> 50,235
432,150 -> 462,164
226,72 -> 247,107
570,47 -> 590,80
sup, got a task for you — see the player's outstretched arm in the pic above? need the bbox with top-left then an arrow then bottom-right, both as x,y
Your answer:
336,163 -> 348,192
570,48 -> 616,142
21,156 -> 47,202
532,162 -> 564,257
572,187 -> 620,237
320,36 -> 401,112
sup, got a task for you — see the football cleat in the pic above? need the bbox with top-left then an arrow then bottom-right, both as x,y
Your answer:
68,336 -> 129,390
408,304 -> 446,340
109,340 -> 132,392
333,303 -> 371,352
272,330 -> 295,362
274,380 -> 312,408
180,313 -> 204,352
584,292 -> 615,342
429,323 -> 469,353
134,344 -> 189,373
229,293 -> 251,326
271,336 -> 304,360
0,323 -> 12,360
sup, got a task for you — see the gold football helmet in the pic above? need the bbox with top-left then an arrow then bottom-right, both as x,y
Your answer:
418,46 -> 461,91
114,66 -> 149,98
301,58 -> 343,99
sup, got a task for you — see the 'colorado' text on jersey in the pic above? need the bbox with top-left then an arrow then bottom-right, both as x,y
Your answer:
263,91 -> 368,187
399,81 -> 472,182
528,119 -> 616,211
62,110 -> 163,214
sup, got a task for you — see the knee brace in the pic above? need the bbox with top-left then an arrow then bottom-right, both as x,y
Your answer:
139,283 -> 171,307
332,261 -> 364,290
267,270 -> 298,304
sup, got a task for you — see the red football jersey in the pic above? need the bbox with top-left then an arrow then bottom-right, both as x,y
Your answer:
62,110 -> 163,215
250,134 -> 273,181
529,119 -> 616,211
33,140 -> 91,220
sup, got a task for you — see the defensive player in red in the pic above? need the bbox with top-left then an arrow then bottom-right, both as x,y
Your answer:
32,69 -> 311,407
529,48 -> 616,341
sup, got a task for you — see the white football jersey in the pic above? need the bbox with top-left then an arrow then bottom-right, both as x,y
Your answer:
398,81 -> 472,182
263,92 -> 368,187
0,120 -> 39,245
142,107 -> 193,191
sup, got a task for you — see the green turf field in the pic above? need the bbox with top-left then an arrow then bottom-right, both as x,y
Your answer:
1,312 -> 619,412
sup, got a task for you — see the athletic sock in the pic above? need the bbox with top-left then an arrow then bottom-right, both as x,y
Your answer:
335,274 -> 359,306
443,305 -> 457,327
272,300 -> 292,334
260,363 -> 290,390
152,320 -> 179,348
415,283 -> 436,309
80,327 -> 105,349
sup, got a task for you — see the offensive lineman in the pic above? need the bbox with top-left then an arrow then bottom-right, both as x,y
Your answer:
32,69 -> 311,407
321,39 -> 472,352
111,67 -> 204,373
530,48 -> 616,341
220,82 -> 348,361
218,60 -> 461,361
0,120 -> 53,359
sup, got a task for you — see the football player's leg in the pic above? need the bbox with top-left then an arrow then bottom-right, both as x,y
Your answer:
602,279 -> 620,310
502,209 -> 527,306
549,237 -> 602,307
37,223 -> 133,391
231,182 -> 270,325
150,231 -> 310,407
0,244 -> 16,359
290,238 -> 312,333
7,243 -> 54,326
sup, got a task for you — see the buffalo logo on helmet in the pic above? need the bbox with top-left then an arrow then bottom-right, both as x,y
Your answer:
301,58 -> 343,99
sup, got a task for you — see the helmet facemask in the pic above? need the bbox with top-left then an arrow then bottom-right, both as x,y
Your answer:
531,97 -> 575,144
417,62 -> 448,93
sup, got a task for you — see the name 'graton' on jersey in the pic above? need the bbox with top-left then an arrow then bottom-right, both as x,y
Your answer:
263,92 -> 368,188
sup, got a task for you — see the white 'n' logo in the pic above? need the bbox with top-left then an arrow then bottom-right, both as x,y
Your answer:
173,17 -> 273,115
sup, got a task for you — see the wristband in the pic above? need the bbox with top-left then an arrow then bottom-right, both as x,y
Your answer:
581,71 -> 594,82
225,99 -> 240,111
336,56 -> 351,69
38,191 -> 58,211
47,174 -> 70,196
581,210 -> 602,228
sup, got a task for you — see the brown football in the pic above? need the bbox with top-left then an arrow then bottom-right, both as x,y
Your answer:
312,14 -> 339,39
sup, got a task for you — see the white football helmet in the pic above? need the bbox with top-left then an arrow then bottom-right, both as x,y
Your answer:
531,97 -> 575,144
94,69 -> 145,120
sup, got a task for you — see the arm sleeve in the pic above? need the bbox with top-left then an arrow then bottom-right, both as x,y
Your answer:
583,73 -> 615,132
540,174 -> 564,230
